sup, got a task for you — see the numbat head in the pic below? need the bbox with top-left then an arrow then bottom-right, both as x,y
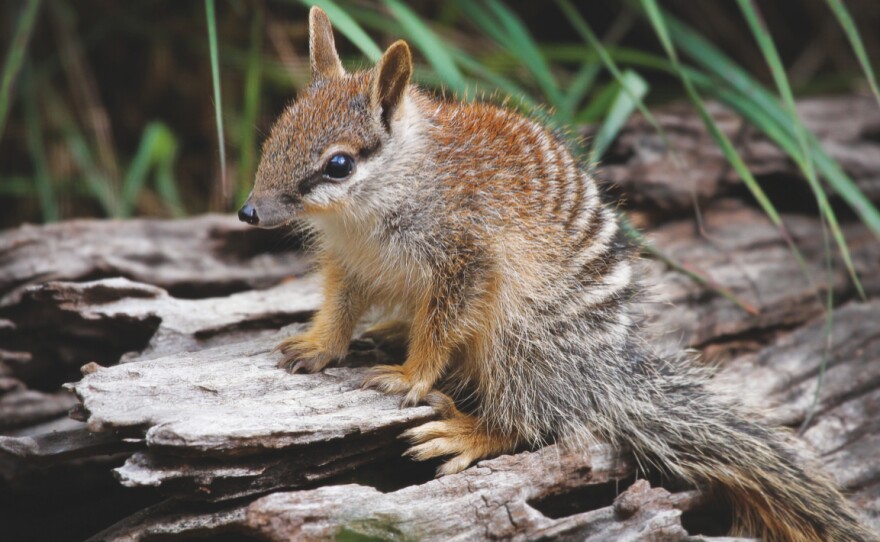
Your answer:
240,8 -> 419,228
239,8 -> 877,542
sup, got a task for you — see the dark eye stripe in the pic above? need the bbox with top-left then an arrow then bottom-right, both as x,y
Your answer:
359,141 -> 380,159
298,172 -> 325,197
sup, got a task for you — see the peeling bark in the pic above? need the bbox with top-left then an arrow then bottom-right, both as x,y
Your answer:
0,214 -> 309,307
601,96 -> 880,213
2,97 -> 879,541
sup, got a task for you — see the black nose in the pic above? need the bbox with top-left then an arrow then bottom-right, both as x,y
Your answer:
238,202 -> 259,225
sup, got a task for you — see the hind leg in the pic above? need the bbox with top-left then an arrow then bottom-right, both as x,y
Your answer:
402,391 -> 519,476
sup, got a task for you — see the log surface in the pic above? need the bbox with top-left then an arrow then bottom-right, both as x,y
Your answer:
2,96 -> 879,541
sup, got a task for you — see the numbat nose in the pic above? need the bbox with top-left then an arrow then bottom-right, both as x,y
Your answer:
238,202 -> 259,225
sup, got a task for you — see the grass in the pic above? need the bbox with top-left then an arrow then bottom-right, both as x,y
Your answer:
236,5 -> 264,206
205,0 -> 228,202
826,0 -> 880,108
21,62 -> 56,222
0,0 -> 41,147
2,1 -> 879,301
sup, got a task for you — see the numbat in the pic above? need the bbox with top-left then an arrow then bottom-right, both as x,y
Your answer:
239,7 -> 875,541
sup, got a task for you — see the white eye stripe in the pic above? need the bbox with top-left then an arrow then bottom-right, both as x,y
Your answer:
303,160 -> 373,206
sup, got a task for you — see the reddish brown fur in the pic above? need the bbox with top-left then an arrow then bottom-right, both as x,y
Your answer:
241,8 -> 878,541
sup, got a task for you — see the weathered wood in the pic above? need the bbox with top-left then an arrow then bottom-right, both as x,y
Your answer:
3,96 -> 880,541
719,301 -> 880,529
9,275 -> 321,364
83,500 -> 249,542
240,446 -> 689,542
0,275 -> 325,494
643,200 -> 879,350
602,96 -> 880,213
0,275 -> 324,429
1,199 -> 874,538
0,214 -> 309,308
92,444 -> 721,542
78,300 -> 880,540
70,328 -> 434,452
0,386 -> 78,430
65,321 -> 435,501
0,420 -> 124,462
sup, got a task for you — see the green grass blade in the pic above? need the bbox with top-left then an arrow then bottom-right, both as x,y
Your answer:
0,0 -> 42,146
736,1 -> 811,164
558,8 -> 634,121
156,160 -> 184,217
555,0 -> 672,156
483,0 -> 562,106
121,123 -> 161,216
588,70 -> 648,163
799,214 -> 834,433
560,61 -> 600,120
661,12 -> 880,235
737,0 -> 863,298
0,176 -> 41,196
44,88 -> 117,215
22,66 -> 57,222
640,0 -> 815,295
384,0 -> 467,95
120,121 -> 181,217
453,1 -> 510,52
238,6 -> 263,205
451,50 -> 539,111
205,0 -> 227,201
575,80 -> 618,124
560,9 -> 636,117
825,0 -> 880,108
301,0 -> 383,62
150,123 -> 184,217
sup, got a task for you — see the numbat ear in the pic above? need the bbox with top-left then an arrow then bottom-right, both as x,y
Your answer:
372,40 -> 413,130
309,6 -> 344,81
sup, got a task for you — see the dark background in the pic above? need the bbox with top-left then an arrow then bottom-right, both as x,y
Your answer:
1,0 -> 878,229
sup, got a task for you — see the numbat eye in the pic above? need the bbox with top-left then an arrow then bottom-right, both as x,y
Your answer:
323,153 -> 355,179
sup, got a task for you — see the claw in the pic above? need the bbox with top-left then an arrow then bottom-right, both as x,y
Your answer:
275,334 -> 336,374
437,455 -> 474,477
399,415 -> 516,476
361,365 -> 410,394
404,438 -> 454,461
400,391 -> 420,408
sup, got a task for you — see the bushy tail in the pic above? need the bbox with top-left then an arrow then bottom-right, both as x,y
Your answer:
609,352 -> 876,541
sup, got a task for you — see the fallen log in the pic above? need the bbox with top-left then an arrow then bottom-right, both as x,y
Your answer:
2,96 -> 879,540
74,298 -> 879,540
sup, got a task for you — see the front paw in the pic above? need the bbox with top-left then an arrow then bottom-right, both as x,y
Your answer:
361,365 -> 430,407
274,335 -> 339,374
